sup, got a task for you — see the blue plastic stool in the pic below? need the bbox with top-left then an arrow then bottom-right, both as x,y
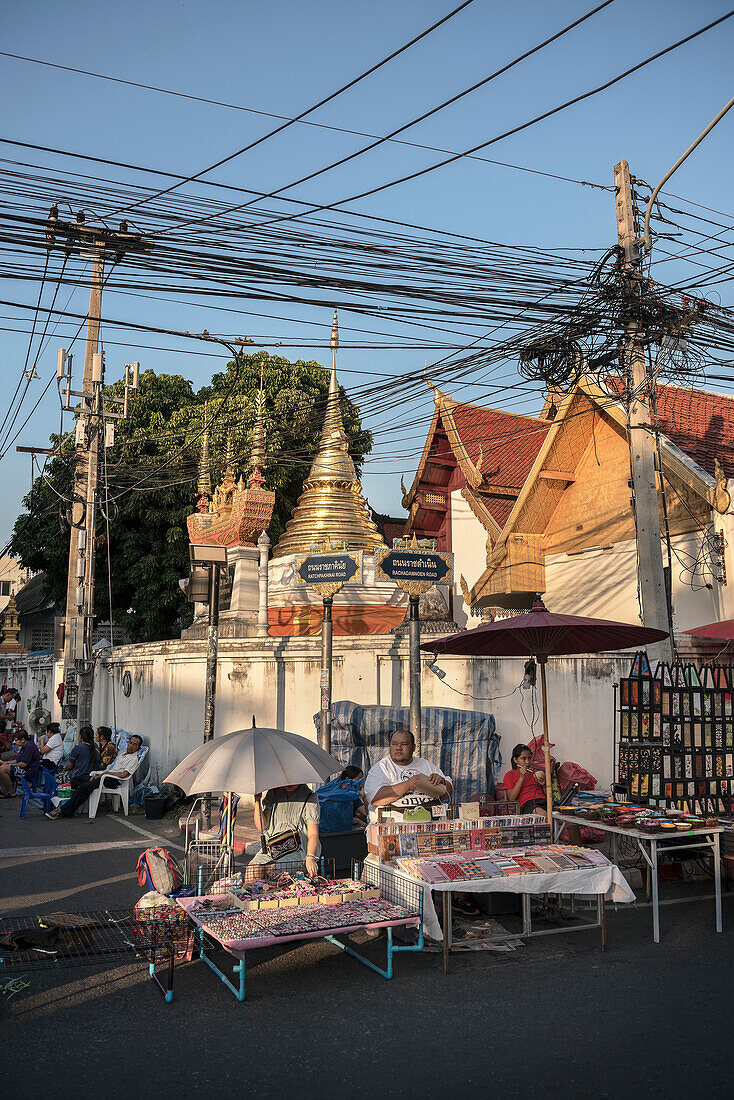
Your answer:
19,768 -> 57,818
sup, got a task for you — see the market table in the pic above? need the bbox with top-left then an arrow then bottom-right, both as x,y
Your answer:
363,856 -> 635,974
554,813 -> 724,944
177,892 -> 423,1001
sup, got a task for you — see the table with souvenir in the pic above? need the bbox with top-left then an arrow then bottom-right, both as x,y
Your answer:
554,798 -> 723,942
176,862 -> 423,1001
364,798 -> 635,973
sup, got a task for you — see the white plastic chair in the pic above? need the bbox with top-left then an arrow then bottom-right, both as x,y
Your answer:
88,772 -> 132,818
87,744 -> 149,819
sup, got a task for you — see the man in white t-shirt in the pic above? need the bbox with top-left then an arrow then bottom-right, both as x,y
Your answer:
363,729 -> 452,822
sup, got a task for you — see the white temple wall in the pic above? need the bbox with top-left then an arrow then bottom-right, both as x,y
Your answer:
93,637 -> 629,790
544,531 -> 726,631
449,490 -> 488,629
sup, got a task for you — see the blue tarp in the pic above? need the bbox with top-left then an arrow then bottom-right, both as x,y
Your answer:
315,701 -> 501,805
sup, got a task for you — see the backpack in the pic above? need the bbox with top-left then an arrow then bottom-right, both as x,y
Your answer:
136,848 -> 183,895
316,778 -> 363,834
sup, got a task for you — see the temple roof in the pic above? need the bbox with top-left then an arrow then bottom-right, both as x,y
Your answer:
403,385 -> 550,533
606,379 -> 734,479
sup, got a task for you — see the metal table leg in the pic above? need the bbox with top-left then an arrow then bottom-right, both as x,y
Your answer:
714,832 -> 722,933
651,838 -> 660,944
598,894 -> 606,951
442,891 -> 452,975
522,893 -> 532,936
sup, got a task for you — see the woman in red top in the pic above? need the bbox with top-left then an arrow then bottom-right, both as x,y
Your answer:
503,744 -> 547,816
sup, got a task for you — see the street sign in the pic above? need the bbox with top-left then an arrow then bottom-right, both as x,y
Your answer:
375,549 -> 453,586
295,552 -> 361,589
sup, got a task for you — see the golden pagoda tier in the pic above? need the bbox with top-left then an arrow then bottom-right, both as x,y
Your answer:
272,362 -> 385,558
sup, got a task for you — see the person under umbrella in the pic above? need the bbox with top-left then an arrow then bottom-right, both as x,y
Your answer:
249,784 -> 321,878
423,598 -> 668,823
165,724 -> 341,879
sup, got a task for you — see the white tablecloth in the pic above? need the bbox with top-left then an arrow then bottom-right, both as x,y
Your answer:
364,856 -> 635,940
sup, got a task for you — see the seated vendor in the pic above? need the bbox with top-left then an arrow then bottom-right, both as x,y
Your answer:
503,743 -> 548,815
363,728 -> 453,821
246,784 -> 321,880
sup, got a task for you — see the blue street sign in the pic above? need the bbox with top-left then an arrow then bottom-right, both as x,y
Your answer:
376,549 -> 452,584
296,553 -> 360,587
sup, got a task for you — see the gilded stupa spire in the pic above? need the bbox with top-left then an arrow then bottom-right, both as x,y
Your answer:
272,309 -> 385,557
249,366 -> 266,486
196,406 -> 212,511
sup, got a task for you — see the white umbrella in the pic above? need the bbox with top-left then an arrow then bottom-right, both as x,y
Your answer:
164,725 -> 341,796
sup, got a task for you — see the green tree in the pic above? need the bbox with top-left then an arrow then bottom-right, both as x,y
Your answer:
9,351 -> 372,642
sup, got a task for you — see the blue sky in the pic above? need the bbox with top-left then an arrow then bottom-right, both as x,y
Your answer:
1,0 -> 733,537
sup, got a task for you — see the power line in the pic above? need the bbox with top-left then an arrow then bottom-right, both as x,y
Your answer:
159,0 -> 618,235
0,48 -> 610,194
252,9 -> 734,229
106,0 -> 481,219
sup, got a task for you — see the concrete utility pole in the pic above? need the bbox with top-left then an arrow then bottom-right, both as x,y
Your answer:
45,210 -> 150,724
614,162 -> 674,662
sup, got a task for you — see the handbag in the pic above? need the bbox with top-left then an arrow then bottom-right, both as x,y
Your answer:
260,793 -> 310,860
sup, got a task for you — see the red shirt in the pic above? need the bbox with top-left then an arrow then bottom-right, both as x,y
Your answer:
503,769 -> 544,807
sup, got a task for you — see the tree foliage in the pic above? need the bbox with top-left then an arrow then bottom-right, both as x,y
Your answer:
9,351 -> 372,643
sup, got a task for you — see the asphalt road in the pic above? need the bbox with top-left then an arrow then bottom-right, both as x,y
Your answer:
1,804 -> 732,1099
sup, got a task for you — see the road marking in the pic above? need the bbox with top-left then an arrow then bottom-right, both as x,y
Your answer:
0,815 -> 185,859
112,816 -> 185,850
0,840 -> 159,858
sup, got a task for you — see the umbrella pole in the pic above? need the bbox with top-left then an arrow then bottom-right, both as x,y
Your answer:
538,658 -> 554,827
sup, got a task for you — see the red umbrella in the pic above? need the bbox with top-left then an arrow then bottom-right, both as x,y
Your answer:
683,619 -> 734,641
422,599 -> 669,823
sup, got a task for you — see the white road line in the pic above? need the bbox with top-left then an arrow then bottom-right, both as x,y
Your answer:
0,840 -> 157,858
112,816 -> 185,851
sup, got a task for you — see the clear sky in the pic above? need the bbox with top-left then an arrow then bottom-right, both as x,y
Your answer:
1,0 -> 733,540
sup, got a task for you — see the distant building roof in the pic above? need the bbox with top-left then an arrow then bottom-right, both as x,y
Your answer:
14,573 -> 54,618
370,509 -> 407,547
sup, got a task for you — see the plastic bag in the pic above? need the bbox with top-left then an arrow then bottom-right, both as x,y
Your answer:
557,761 -> 597,791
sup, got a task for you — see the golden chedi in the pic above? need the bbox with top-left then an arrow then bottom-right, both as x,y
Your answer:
272,313 -> 385,557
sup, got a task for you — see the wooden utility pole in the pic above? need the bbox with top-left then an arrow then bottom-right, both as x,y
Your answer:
63,247 -> 104,726
614,162 -> 674,662
45,211 -> 149,725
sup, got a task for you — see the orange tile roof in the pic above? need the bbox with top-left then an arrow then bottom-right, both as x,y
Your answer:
607,380 -> 734,479
449,402 -> 550,488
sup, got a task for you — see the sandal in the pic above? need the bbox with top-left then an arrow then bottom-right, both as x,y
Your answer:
453,898 -> 480,917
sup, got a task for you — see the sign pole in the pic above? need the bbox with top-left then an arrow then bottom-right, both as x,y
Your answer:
375,543 -> 454,763
408,594 -> 422,755
295,544 -> 362,754
320,595 -> 334,753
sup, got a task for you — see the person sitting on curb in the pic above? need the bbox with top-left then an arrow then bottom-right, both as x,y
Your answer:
0,729 -> 41,797
46,734 -> 143,819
